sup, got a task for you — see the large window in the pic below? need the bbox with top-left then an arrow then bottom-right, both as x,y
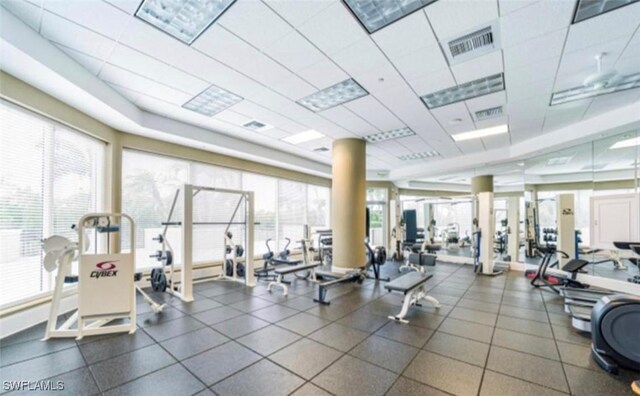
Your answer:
0,102 -> 105,306
122,150 -> 330,267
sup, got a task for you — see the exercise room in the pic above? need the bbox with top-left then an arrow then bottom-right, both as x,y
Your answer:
1,0 -> 640,395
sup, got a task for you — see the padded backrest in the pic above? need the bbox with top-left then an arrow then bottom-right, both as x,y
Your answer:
420,254 -> 437,266
561,259 -> 590,273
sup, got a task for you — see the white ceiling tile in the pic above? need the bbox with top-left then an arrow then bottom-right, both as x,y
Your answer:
498,0 -> 539,16
43,0 -> 130,40
392,45 -> 449,81
297,58 -> 349,89
426,0 -> 498,41
377,140 -> 411,156
321,106 -> 378,135
144,81 -> 192,106
563,1 -> 640,54
511,126 -> 542,143
507,95 -> 550,120
509,116 -> 544,133
270,75 -> 317,100
430,102 -> 475,134
41,11 -> 116,60
214,110 -> 254,127
261,128 -> 292,140
450,51 -> 503,84
264,0 -> 336,28
372,10 -> 438,59
262,31 -> 326,73
56,44 -> 105,75
2,0 -> 42,32
503,28 -> 566,70
104,0 -> 140,15
500,0 -> 573,48
109,44 -> 208,95
99,64 -> 153,95
455,139 -> 485,154
297,2 -> 367,55
355,63 -> 409,96
504,57 -> 557,102
476,115 -> 509,129
407,68 -> 456,95
583,89 -> 640,119
278,121 -> 310,134
219,0 -> 292,49
107,82 -> 142,104
482,133 -> 510,150
332,38 -> 389,77
344,96 -> 405,131
465,91 -> 507,113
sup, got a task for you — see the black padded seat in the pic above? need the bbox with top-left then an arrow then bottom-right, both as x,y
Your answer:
385,272 -> 432,293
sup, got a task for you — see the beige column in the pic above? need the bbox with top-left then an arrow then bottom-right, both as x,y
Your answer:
472,175 -> 494,194
332,138 -> 366,271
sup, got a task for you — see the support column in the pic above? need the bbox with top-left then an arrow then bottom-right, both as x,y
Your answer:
332,138 -> 366,271
507,196 -> 520,262
472,176 -> 498,275
556,193 -> 575,267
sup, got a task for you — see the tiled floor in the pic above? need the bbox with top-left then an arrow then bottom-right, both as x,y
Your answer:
1,262 -> 638,395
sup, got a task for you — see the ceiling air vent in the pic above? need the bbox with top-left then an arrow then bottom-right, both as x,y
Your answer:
444,22 -> 500,64
243,120 -> 273,132
313,147 -> 330,152
474,106 -> 503,121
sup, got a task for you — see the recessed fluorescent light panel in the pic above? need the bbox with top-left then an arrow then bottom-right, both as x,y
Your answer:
551,72 -> 640,105
610,136 -> 640,149
474,106 -> 503,121
573,0 -> 639,24
365,127 -> 416,143
297,79 -> 368,112
282,130 -> 324,145
546,156 -> 573,166
135,0 -> 236,45
343,0 -> 437,34
421,73 -> 505,109
398,151 -> 440,161
451,124 -> 508,142
182,84 -> 243,116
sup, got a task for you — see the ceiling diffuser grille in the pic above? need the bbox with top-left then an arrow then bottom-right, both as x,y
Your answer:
474,106 -> 503,121
242,120 -> 272,132
449,26 -> 494,58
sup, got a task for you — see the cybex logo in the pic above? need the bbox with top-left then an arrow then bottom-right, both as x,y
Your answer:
90,261 -> 119,279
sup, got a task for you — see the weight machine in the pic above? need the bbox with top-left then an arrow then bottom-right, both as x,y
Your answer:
150,184 -> 255,302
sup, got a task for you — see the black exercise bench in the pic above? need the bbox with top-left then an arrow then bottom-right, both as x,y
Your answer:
384,272 -> 440,324
267,263 -> 320,296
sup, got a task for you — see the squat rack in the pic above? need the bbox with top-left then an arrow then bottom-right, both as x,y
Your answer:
163,184 -> 255,302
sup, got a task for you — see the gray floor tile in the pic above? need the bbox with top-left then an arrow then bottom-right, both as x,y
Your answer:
427,293 -> 461,305
137,307 -> 186,327
236,325 -> 301,356
170,298 -> 223,314
275,312 -> 331,336
182,341 -> 261,386
279,296 -> 317,311
375,321 -> 434,348
496,315 -> 554,338
0,347 -> 85,385
403,350 -> 483,396
404,310 -> 446,330
250,304 -> 299,323
501,297 -> 547,312
486,346 -> 569,393
305,302 -> 354,321
438,317 -> 494,343
548,311 -> 573,327
162,327 -> 229,360
103,363 -> 205,396
192,306 -> 244,325
424,332 -> 490,367
228,297 -> 274,313
309,323 -> 369,352
449,306 -> 498,326
0,338 -> 76,367
211,314 -> 270,338
500,305 -> 550,323
269,338 -> 342,380
564,363 -> 637,396
349,335 -> 418,373
457,298 -> 501,313
78,330 -> 155,365
313,355 -> 397,396
211,291 -> 251,305
492,328 -> 560,360
385,376 -> 449,396
462,291 -> 503,304
212,359 -> 304,396
336,310 -> 389,333
290,383 -> 332,396
480,370 -> 568,396
89,344 -> 176,391
144,316 -> 205,342
552,324 -> 591,346
557,341 -> 601,371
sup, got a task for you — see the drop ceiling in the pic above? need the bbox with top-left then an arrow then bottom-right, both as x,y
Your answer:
1,0 -> 640,181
